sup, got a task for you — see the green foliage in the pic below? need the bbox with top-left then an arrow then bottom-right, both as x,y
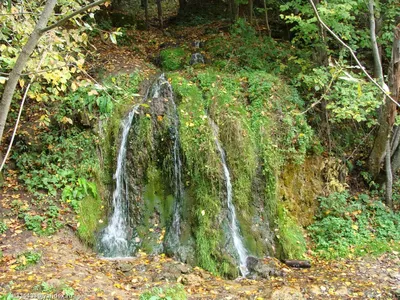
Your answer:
38,282 -> 55,293
139,284 -> 187,300
207,19 -> 283,72
14,129 -> 98,196
309,192 -> 400,259
0,221 -> 8,234
275,204 -> 307,259
62,286 -> 75,297
76,193 -> 103,246
15,251 -> 41,270
0,1 -> 96,102
0,294 -> 19,300
160,48 -> 188,71
170,74 -> 223,275
23,213 -> 62,235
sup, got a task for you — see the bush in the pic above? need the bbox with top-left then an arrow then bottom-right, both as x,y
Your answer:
308,192 -> 400,259
160,48 -> 188,71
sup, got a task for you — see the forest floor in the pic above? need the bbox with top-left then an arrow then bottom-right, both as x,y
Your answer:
0,224 -> 399,299
1,19 -> 400,300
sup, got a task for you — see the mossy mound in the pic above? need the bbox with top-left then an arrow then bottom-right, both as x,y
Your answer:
160,48 -> 189,71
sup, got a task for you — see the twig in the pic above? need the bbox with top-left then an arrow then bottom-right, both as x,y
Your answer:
300,67 -> 340,115
42,0 -> 107,33
0,52 -> 47,172
308,0 -> 399,107
0,63 -> 76,77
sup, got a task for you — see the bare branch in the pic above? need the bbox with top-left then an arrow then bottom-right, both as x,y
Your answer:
0,52 -> 47,172
42,0 -> 107,33
308,0 -> 400,107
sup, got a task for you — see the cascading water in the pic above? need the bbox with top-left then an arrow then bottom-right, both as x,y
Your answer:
189,53 -> 205,65
149,74 -> 184,236
209,119 -> 249,277
98,105 -> 139,257
98,73 -> 185,257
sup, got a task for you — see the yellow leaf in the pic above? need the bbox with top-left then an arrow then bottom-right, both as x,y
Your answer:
88,89 -> 99,96
19,79 -> 25,88
351,224 -> 358,231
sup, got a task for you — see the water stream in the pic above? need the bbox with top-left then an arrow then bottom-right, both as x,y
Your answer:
209,119 -> 249,277
99,74 -> 185,257
98,105 -> 139,257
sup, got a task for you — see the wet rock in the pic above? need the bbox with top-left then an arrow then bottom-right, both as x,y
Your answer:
246,256 -> 282,279
150,96 -> 167,116
271,286 -> 304,300
189,53 -> 205,65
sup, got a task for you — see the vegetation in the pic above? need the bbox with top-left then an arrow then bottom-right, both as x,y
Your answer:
139,284 -> 187,300
309,192 -> 400,259
0,0 -> 400,297
14,251 -> 41,270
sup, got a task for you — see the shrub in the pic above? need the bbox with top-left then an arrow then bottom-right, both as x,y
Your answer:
308,192 -> 400,259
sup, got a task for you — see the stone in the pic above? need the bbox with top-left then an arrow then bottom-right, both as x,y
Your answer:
309,285 -> 322,295
46,278 -> 62,288
177,264 -> 190,274
271,286 -> 304,300
118,262 -> 133,273
247,257 -> 282,279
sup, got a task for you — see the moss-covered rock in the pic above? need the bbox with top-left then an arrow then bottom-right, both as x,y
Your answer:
160,48 -> 189,71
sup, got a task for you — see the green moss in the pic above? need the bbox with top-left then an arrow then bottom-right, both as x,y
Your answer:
170,74 -> 225,275
160,48 -> 188,71
275,203 -> 307,259
77,193 -> 104,246
138,165 -> 174,253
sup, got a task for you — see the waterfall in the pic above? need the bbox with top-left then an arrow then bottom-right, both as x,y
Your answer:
98,105 -> 139,257
98,73 -> 185,257
149,74 -> 184,236
209,119 -> 249,277
189,53 -> 205,65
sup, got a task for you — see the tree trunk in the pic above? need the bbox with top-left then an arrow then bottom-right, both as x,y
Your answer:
385,139 -> 393,208
144,0 -> 149,30
157,0 -> 163,30
0,0 -> 57,149
248,0 -> 253,24
230,0 -> 238,22
263,0 -> 271,37
389,25 -> 400,172
367,0 -> 396,179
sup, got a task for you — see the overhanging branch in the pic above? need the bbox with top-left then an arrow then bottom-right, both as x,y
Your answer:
42,0 -> 107,33
308,0 -> 400,108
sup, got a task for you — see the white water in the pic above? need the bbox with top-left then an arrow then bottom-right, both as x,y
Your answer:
100,105 -> 139,257
190,53 -> 205,65
210,120 -> 249,277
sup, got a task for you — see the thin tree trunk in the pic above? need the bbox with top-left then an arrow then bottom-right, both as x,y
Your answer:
157,0 -> 163,30
144,0 -> 149,30
263,0 -> 271,37
385,139 -> 393,208
0,0 -> 57,147
248,0 -> 253,24
368,0 -> 397,179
